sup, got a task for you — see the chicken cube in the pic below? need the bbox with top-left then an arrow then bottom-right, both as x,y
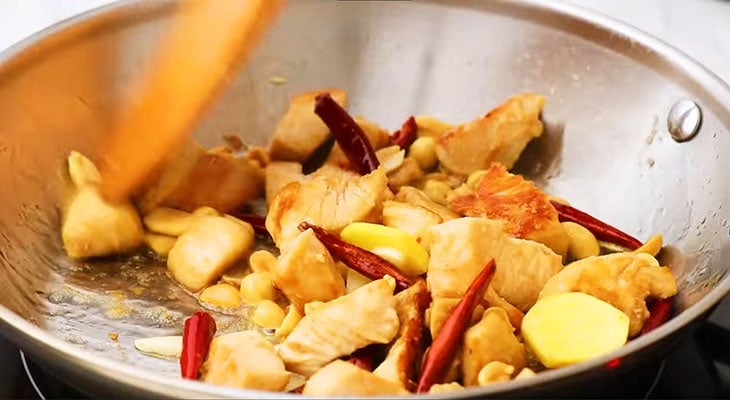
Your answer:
266,166 -> 389,250
435,93 -> 545,175
382,200 -> 443,245
269,88 -> 347,162
264,162 -> 305,206
137,140 -> 262,213
427,217 -> 562,312
539,252 -> 677,337
303,360 -> 408,396
448,163 -> 570,258
271,228 -> 346,311
278,277 -> 400,377
167,215 -> 254,292
387,157 -> 425,190
373,280 -> 430,389
62,187 -> 144,259
201,331 -> 289,391
462,307 -> 526,386
395,186 -> 459,222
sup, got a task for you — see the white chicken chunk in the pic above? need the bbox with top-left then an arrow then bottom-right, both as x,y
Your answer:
303,360 -> 409,396
539,252 -> 677,337
435,93 -> 546,175
373,280 -> 430,389
264,162 -> 305,206
462,307 -> 526,386
137,140 -> 262,214
271,228 -> 346,311
266,166 -> 390,250
427,217 -> 563,312
382,200 -> 443,245
447,163 -> 569,258
269,88 -> 347,162
167,215 -> 254,292
62,187 -> 144,259
278,277 -> 400,377
395,186 -> 459,222
201,331 -> 289,391
62,151 -> 143,259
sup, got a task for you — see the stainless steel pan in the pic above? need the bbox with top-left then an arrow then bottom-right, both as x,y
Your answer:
0,0 -> 728,397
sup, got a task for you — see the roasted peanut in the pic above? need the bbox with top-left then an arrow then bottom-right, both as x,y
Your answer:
239,271 -> 279,305
248,250 -> 277,273
562,221 -> 600,260
252,300 -> 286,328
409,137 -> 438,171
200,283 -> 242,308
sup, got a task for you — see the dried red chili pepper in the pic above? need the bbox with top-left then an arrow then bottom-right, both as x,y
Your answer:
416,259 -> 496,393
550,200 -> 643,250
391,116 -> 417,150
298,222 -> 417,292
314,93 -> 380,175
180,311 -> 217,380
227,211 -> 270,238
345,345 -> 376,371
641,297 -> 673,335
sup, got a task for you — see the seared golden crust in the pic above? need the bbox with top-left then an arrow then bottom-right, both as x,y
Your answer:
448,163 -> 557,238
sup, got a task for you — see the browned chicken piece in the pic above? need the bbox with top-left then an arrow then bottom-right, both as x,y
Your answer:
428,297 -> 484,338
462,307 -> 526,386
448,163 -> 570,258
326,116 -> 392,169
395,186 -> 459,223
278,277 -> 400,377
266,166 -> 389,250
387,157 -> 426,191
382,200 -> 443,245
269,88 -> 347,162
428,288 -> 524,337
427,217 -> 563,312
435,93 -> 546,176
201,331 -> 289,391
539,252 -> 677,337
265,161 -> 304,206
137,140 -> 262,213
373,281 -> 430,390
271,228 -> 346,311
302,360 -> 409,396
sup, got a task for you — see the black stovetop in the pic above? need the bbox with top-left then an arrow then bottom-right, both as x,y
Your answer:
1,297 -> 728,399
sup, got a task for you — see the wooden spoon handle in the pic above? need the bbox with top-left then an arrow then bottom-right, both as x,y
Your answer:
99,0 -> 284,202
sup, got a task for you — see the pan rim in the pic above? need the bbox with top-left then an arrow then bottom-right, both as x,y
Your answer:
0,0 -> 728,398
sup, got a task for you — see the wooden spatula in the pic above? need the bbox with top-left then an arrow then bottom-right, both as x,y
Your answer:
98,0 -> 284,202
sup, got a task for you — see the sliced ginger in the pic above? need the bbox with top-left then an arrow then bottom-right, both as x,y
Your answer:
522,292 -> 629,368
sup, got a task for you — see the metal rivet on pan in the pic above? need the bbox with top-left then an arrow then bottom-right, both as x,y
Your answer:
667,99 -> 702,142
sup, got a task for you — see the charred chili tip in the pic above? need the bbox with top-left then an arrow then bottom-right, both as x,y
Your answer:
391,116 -> 418,150
416,259 -> 496,393
180,311 -> 217,380
313,92 -> 380,175
550,200 -> 643,250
